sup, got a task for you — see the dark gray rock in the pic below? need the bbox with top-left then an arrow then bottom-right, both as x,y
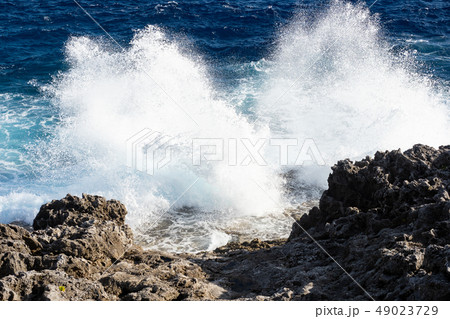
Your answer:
0,144 -> 448,300
195,145 -> 450,301
0,194 -> 223,300
33,193 -> 127,230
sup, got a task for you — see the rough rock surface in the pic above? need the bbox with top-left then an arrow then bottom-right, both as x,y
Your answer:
198,145 -> 449,300
0,194 -> 223,300
0,144 -> 448,300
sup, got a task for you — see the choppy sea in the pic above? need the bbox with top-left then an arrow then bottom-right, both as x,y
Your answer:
0,0 -> 449,252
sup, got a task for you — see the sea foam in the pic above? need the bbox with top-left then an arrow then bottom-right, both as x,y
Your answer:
0,1 -> 448,252
31,26 -> 286,251
257,1 -> 449,171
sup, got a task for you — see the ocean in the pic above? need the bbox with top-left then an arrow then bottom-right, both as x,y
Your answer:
0,0 -> 449,252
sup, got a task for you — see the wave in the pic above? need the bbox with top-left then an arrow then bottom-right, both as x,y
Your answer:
0,1 -> 448,252
27,25 -> 286,251
256,1 -> 449,171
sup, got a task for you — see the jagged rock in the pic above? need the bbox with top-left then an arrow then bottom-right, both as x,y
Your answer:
0,224 -> 42,254
0,270 -> 112,301
0,144 -> 448,300
33,222 -> 133,271
197,145 -> 449,301
0,194 -> 223,300
285,144 -> 450,300
33,194 -> 127,230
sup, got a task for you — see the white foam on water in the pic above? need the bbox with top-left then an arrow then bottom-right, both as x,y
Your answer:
0,192 -> 46,224
256,1 -> 449,176
27,26 -> 286,251
1,1 -> 449,252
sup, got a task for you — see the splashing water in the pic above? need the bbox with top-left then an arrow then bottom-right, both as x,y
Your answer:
31,26 -> 287,252
257,1 -> 449,172
0,1 -> 448,252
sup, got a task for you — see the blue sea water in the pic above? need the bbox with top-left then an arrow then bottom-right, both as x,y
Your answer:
0,0 -> 449,252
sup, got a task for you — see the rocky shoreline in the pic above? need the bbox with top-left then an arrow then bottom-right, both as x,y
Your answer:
1,144 -> 449,300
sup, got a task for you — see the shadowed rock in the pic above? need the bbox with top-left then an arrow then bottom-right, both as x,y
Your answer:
33,194 -> 127,230
198,144 -> 450,300
0,194 -> 223,300
0,144 -> 448,300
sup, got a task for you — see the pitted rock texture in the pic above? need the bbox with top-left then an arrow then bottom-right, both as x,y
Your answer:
0,145 -> 448,300
197,145 -> 449,300
33,194 -> 127,230
0,194 -> 223,301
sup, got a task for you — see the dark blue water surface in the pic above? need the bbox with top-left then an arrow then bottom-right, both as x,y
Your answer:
1,0 -> 449,94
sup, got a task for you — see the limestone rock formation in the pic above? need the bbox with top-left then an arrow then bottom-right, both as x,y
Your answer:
201,144 -> 449,300
0,144 -> 448,300
0,194 -> 223,300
